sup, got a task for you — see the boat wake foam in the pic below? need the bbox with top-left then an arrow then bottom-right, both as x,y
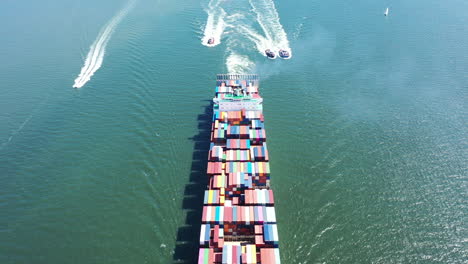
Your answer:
246,0 -> 291,58
201,0 -> 227,47
201,0 -> 292,74
73,0 -> 135,88
238,25 -> 274,56
226,51 -> 255,74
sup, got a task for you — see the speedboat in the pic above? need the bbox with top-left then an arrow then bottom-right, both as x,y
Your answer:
384,8 -> 389,16
265,49 -> 276,59
278,49 -> 291,59
207,38 -> 215,45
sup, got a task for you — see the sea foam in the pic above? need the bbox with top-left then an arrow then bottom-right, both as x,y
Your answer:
73,0 -> 135,88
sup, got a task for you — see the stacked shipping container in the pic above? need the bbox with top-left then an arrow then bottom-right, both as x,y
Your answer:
198,75 -> 281,264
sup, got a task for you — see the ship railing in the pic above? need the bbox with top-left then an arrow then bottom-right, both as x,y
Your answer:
217,74 -> 259,81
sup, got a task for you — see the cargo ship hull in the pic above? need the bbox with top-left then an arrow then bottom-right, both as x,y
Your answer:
198,74 -> 281,264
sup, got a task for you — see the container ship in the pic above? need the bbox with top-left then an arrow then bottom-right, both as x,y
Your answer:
198,74 -> 281,264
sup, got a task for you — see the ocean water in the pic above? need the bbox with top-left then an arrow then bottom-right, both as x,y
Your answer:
0,0 -> 466,263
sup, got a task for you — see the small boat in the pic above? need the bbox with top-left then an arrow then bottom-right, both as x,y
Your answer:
384,7 -> 389,16
265,49 -> 276,59
207,38 -> 215,45
278,49 -> 291,59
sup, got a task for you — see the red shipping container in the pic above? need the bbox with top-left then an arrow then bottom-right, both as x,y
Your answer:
214,252 -> 223,263
224,206 -> 232,222
214,225 -> 219,245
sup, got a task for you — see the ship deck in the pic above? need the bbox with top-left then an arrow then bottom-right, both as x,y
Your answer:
198,74 -> 281,264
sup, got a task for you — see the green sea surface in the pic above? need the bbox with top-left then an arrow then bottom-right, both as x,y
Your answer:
0,0 -> 466,263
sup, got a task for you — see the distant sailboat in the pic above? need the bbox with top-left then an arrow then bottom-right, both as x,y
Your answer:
384,7 -> 389,16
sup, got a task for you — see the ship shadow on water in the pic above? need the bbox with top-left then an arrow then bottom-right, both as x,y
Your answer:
173,101 -> 212,264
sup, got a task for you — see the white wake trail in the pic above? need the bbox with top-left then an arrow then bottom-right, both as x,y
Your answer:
238,25 -> 273,55
226,51 -> 255,74
247,0 -> 291,56
201,0 -> 227,47
73,0 -> 135,88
